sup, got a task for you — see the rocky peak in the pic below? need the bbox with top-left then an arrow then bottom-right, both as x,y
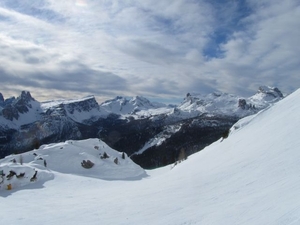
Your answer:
130,96 -> 154,108
183,92 -> 200,104
1,91 -> 36,121
257,86 -> 283,99
0,93 -> 16,107
19,90 -> 35,101
0,93 -> 4,103
14,91 -> 35,109
100,95 -> 161,115
238,99 -> 256,111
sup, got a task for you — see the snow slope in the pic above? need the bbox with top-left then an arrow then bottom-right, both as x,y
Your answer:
1,88 -> 300,225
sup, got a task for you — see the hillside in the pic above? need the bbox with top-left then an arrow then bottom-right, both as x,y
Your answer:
0,88 -> 299,224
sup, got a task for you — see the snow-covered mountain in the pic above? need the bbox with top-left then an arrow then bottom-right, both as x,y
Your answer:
171,86 -> 283,119
100,95 -> 172,116
0,92 -> 107,128
0,86 -> 283,127
41,95 -> 108,123
0,91 -> 42,128
0,92 -> 109,158
99,86 -> 283,119
0,88 -> 299,225
0,86 -> 284,168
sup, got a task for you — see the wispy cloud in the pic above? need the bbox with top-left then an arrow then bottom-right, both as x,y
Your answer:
0,0 -> 299,102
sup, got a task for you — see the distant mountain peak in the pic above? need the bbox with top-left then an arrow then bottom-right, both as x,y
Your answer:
175,86 -> 284,119
100,95 -> 167,115
257,86 -> 284,98
0,91 -> 38,121
20,90 -> 34,100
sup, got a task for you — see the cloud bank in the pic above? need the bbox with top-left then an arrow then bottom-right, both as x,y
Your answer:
0,0 -> 299,103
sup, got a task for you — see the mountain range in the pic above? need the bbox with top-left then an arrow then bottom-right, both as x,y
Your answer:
0,86 -> 283,168
0,87 -> 298,224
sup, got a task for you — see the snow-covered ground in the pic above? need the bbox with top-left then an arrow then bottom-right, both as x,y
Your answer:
1,88 -> 300,225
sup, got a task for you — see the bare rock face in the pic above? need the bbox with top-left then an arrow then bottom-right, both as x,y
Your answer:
2,105 -> 20,121
1,91 -> 35,121
238,99 -> 247,109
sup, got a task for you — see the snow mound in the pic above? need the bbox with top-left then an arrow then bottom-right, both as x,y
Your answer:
0,138 -> 146,191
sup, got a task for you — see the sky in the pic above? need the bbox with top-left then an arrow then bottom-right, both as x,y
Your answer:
0,0 -> 299,104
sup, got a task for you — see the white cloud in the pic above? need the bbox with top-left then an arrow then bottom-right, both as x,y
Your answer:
210,0 -> 300,94
0,0 -> 299,102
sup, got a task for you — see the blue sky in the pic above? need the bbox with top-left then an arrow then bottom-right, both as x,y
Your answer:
0,0 -> 299,103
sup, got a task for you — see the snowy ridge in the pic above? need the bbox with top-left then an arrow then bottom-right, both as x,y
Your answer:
99,86 -> 283,120
41,95 -> 108,123
0,92 -> 108,128
100,95 -> 171,117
